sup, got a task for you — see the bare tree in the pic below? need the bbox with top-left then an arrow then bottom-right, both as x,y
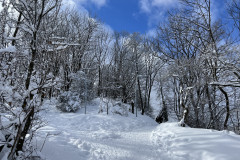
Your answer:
227,0 -> 240,33
0,0 -> 62,159
152,0 -> 236,130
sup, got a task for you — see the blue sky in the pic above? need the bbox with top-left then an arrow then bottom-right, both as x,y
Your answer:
89,0 -> 149,33
63,0 -> 229,35
63,0 -> 181,35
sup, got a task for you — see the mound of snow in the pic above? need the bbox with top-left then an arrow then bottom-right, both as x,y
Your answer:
151,122 -> 240,160
0,45 -> 16,53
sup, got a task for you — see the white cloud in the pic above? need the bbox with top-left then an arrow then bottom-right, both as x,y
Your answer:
146,28 -> 157,37
152,0 -> 177,7
91,0 -> 107,8
139,0 -> 179,28
62,0 -> 77,8
140,0 -> 151,13
139,0 -> 179,14
101,23 -> 114,35
62,0 -> 89,15
63,0 -> 107,9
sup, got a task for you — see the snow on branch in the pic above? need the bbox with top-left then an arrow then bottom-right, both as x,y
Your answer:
0,46 -> 16,53
210,82 -> 240,87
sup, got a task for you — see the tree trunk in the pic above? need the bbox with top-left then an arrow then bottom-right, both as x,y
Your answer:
131,101 -> 134,114
11,12 -> 22,46
9,33 -> 37,158
16,107 -> 34,153
218,87 -> 230,130
137,78 -> 144,115
206,85 -> 215,129
8,107 -> 34,160
98,66 -> 102,96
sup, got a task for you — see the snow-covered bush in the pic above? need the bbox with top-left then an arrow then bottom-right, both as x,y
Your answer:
110,101 -> 129,116
56,91 -> 81,112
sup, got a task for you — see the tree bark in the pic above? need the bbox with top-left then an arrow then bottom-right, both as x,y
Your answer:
206,85 -> 215,129
11,12 -> 22,46
218,87 -> 230,130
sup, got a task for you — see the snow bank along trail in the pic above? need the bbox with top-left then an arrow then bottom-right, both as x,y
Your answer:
151,122 -> 240,160
38,99 -> 169,160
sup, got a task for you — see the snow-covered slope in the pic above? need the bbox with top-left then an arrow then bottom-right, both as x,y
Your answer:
152,123 -> 240,160
37,98 -> 240,160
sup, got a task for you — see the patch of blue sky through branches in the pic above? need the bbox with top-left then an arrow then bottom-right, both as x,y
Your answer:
62,0 -> 233,37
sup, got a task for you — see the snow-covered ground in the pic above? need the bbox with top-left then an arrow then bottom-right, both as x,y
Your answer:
152,123 -> 240,160
36,98 -> 240,160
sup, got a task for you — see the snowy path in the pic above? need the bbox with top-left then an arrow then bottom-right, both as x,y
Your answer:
37,99 -> 240,160
37,99 -> 168,160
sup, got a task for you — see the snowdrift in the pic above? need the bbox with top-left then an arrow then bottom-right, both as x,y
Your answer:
152,122 -> 240,160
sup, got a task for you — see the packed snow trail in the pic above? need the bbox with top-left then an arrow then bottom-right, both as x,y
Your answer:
37,99 -> 240,160
37,99 -> 169,160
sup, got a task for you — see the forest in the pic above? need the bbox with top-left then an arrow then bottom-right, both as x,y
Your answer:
0,0 -> 240,159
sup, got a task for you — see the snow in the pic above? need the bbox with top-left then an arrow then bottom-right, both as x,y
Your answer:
1,151 -> 9,160
152,123 -> 240,160
37,98 -> 165,160
210,81 -> 240,87
37,98 -> 240,160
0,45 -> 16,53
